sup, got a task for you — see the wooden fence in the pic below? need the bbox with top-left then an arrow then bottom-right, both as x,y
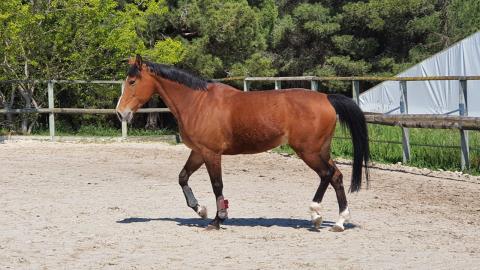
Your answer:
1,76 -> 480,169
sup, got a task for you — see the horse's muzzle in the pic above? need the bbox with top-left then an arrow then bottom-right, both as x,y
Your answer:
116,109 -> 133,123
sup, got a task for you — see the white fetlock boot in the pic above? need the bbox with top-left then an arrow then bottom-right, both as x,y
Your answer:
330,207 -> 350,232
309,202 -> 323,229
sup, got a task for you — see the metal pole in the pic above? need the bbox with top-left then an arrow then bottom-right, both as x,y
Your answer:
399,81 -> 410,163
459,80 -> 469,169
310,80 -> 318,91
120,82 -> 127,139
352,80 -> 360,104
48,81 -> 55,141
275,80 -> 281,90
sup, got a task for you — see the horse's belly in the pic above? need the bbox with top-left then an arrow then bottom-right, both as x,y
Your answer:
224,130 -> 288,155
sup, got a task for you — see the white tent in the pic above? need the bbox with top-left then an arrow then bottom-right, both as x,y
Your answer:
359,32 -> 480,116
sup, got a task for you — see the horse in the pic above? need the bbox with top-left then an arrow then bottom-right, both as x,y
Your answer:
116,55 -> 369,231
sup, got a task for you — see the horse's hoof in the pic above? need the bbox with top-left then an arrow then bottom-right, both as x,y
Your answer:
330,224 -> 345,232
205,224 -> 220,231
312,216 -> 323,229
197,205 -> 208,219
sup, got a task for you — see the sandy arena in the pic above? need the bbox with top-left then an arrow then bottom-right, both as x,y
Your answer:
0,141 -> 479,269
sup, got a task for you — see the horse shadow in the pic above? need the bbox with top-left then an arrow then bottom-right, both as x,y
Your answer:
116,217 -> 357,231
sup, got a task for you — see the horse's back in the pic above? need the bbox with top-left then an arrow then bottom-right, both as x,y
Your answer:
218,88 -> 337,154
228,88 -> 336,127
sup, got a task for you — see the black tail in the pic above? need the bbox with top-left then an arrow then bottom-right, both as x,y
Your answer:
327,94 -> 369,192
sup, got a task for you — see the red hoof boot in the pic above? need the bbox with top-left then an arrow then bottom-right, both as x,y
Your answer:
216,196 -> 229,219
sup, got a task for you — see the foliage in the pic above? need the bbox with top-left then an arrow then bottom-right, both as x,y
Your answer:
145,38 -> 186,64
1,0 -> 478,81
0,0 -> 183,133
230,53 -> 276,77
170,0 -> 274,77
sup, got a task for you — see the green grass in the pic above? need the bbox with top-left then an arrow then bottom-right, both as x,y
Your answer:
0,128 -> 9,136
275,124 -> 480,174
29,125 -> 175,137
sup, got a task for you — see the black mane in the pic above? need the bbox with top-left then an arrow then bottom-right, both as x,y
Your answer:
128,61 -> 208,91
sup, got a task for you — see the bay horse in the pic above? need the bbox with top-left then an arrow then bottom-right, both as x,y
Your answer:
116,55 -> 369,231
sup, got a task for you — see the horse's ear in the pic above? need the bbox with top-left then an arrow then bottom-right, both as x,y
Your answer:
135,54 -> 143,70
127,56 -> 136,65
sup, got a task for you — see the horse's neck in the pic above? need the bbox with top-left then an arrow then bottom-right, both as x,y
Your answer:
155,78 -> 205,125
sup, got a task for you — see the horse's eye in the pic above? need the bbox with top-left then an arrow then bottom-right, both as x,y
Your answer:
128,79 -> 136,85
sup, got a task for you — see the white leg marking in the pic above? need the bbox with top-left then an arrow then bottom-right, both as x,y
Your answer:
197,205 -> 208,219
331,207 -> 351,232
309,202 -> 323,229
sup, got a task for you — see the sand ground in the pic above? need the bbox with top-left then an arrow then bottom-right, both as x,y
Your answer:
0,141 -> 479,269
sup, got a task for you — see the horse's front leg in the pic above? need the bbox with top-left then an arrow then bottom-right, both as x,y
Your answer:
179,150 -> 207,219
203,152 -> 228,230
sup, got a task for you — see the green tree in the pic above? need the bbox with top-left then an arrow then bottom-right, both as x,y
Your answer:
0,0 -> 184,133
0,0 -> 49,132
272,2 -> 341,77
169,0 -> 276,78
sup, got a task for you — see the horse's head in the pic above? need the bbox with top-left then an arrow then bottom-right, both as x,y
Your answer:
116,54 -> 157,123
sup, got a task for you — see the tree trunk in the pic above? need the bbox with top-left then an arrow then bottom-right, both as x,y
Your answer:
145,98 -> 162,130
17,83 -> 38,134
4,84 -> 16,125
19,85 -> 32,134
0,88 -> 6,127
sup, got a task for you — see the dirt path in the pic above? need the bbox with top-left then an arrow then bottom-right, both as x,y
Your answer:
1,141 -> 479,269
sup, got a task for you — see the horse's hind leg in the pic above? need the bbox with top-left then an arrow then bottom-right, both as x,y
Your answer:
329,162 -> 351,232
296,152 -> 332,229
297,152 -> 350,231
179,150 -> 207,219
310,180 -> 330,229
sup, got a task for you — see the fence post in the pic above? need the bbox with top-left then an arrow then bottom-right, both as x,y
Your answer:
243,79 -> 250,92
120,82 -> 127,139
275,80 -> 281,90
459,79 -> 469,170
6,84 -> 14,123
121,121 -> 127,138
352,80 -> 360,104
310,80 -> 318,91
399,80 -> 410,163
48,81 -> 55,141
